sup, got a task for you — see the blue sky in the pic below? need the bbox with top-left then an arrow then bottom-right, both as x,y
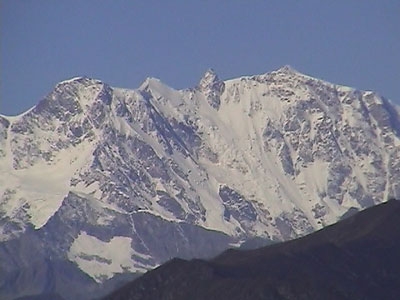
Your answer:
1,0 -> 399,115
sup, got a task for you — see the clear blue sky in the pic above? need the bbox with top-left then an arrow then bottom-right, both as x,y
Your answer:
1,0 -> 399,116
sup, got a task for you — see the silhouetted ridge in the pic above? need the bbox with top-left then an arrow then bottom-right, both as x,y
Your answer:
215,199 -> 400,265
104,199 -> 400,300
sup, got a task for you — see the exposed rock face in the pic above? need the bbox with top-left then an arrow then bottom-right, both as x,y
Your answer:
198,69 -> 225,109
0,67 -> 399,299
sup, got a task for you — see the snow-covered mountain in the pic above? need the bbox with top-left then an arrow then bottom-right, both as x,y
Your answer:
1,66 -> 400,298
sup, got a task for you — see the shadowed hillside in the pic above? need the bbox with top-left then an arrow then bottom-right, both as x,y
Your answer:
104,199 -> 400,300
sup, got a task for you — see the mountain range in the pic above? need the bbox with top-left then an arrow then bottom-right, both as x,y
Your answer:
1,66 -> 399,299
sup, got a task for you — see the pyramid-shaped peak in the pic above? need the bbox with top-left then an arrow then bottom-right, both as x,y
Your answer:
275,65 -> 300,74
203,68 -> 218,77
138,77 -> 162,90
199,69 -> 221,90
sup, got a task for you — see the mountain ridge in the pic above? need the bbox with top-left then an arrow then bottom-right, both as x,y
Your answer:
104,199 -> 400,300
1,66 -> 400,299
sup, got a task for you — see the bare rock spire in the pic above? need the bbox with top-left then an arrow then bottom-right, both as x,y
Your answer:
198,69 -> 225,110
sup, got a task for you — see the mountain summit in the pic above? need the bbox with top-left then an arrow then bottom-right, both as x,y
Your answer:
198,68 -> 225,109
1,66 -> 400,299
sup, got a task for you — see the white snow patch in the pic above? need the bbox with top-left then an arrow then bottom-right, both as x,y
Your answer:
0,138 -> 95,229
68,232 -> 153,282
58,76 -> 86,85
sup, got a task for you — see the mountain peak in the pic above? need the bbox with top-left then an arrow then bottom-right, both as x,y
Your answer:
250,65 -> 306,84
199,69 -> 220,90
58,76 -> 86,84
275,65 -> 301,75
31,76 -> 112,119
198,69 -> 224,109
56,76 -> 102,87
138,77 -> 161,90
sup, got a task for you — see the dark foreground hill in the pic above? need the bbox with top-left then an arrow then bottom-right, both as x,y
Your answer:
104,199 -> 400,300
